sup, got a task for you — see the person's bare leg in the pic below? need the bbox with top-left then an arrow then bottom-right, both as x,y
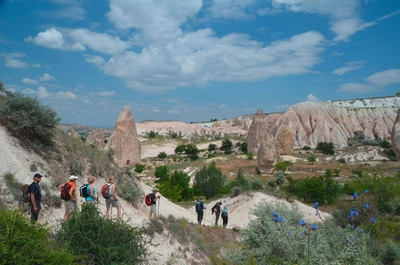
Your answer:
106,207 -> 110,219
117,206 -> 121,219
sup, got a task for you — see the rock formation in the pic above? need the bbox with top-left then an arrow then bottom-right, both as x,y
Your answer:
86,128 -> 105,149
257,132 -> 277,173
106,106 -> 141,167
275,125 -> 294,155
69,127 -> 80,138
247,109 -> 269,154
391,109 -> 400,158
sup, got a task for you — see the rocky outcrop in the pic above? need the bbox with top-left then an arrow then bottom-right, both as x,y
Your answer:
86,129 -> 105,149
70,127 -> 80,138
275,125 -> 293,155
247,110 -> 269,154
391,109 -> 400,158
106,106 -> 141,167
257,132 -> 277,173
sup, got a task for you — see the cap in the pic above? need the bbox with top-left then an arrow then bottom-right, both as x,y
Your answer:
33,173 -> 43,178
69,175 -> 78,180
152,188 -> 158,192
218,201 -> 222,205
199,196 -> 203,200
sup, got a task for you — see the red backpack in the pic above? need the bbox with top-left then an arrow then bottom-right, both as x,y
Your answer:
101,184 -> 112,199
145,193 -> 152,206
60,182 -> 72,201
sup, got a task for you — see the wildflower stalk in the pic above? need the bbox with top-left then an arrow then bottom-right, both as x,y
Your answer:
277,221 -> 298,262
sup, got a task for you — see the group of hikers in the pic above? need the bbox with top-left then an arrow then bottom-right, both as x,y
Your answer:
196,196 -> 229,227
26,173 -> 228,227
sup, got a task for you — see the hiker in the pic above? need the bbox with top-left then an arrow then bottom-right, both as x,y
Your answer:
58,175 -> 78,221
212,201 -> 222,226
28,173 -> 43,222
195,196 -> 206,225
85,176 -> 98,204
221,205 -> 229,228
149,188 -> 160,219
105,176 -> 121,219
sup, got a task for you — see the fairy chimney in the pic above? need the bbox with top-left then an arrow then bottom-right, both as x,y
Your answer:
248,109 -> 268,155
391,108 -> 400,158
86,128 -> 105,149
70,127 -> 80,138
106,106 -> 141,166
275,125 -> 294,155
257,132 -> 277,174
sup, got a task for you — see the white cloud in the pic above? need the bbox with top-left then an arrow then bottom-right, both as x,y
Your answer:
366,69 -> 400,87
168,109 -> 180,114
152,107 -> 160,112
331,18 -> 375,42
332,61 -> 364,75
56,91 -> 77,99
338,83 -> 377,93
26,28 -> 85,51
219,103 -> 226,108
22,88 -> 36,95
306,93 -> 321,102
276,104 -> 289,109
1,52 -> 29,68
22,78 -> 38,84
37,86 -> 50,98
85,55 -> 105,66
208,0 -> 256,20
39,73 -> 55,81
99,91 -> 116,96
50,0 -> 86,20
83,98 -> 94,104
32,64 -> 41,68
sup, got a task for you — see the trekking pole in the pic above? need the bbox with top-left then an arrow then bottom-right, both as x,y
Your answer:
203,208 -> 206,226
118,201 -> 128,217
158,197 -> 160,217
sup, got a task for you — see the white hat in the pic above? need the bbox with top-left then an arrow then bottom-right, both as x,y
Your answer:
69,175 -> 78,180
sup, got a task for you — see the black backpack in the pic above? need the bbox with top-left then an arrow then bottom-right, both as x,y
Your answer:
21,184 -> 31,203
211,204 -> 217,215
79,184 -> 90,198
196,201 -> 202,212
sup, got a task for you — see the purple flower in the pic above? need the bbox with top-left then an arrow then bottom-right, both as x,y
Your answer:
347,210 -> 359,219
349,237 -> 354,242
272,212 -> 279,217
299,219 -> 307,226
278,217 -> 284,223
312,202 -> 319,209
315,210 -> 319,216
370,218 -> 377,224
311,224 -> 318,230
351,225 -> 355,229
273,217 -> 279,222
365,203 -> 370,209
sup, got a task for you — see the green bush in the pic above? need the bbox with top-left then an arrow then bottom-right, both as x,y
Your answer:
246,152 -> 254,160
251,179 -> 263,190
316,142 -> 334,155
220,138 -> 233,151
239,142 -> 248,153
307,154 -> 316,164
157,151 -> 167,160
57,203 -> 147,264
120,185 -> 141,205
225,203 -> 377,264
302,146 -> 311,150
274,170 -> 285,185
0,91 -> 60,148
149,130 -> 156,138
155,165 -> 170,183
338,157 -> 346,163
0,209 -> 78,264
174,144 -> 186,154
284,170 -> 342,204
274,161 -> 291,172
208,143 -> 217,151
380,139 -> 392,149
134,163 -> 146,174
193,161 -> 227,198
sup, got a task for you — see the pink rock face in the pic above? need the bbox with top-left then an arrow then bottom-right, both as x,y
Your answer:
257,132 -> 276,173
275,125 -> 293,155
106,106 -> 141,167
86,128 -> 105,149
69,127 -> 80,138
391,109 -> 400,158
248,109 -> 269,154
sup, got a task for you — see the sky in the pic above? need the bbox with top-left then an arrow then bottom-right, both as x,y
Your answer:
1,0 -> 400,127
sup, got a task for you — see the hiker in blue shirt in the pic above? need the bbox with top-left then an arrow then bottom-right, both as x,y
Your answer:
195,196 -> 206,224
85,176 -> 98,204
221,205 -> 229,228
28,173 -> 42,222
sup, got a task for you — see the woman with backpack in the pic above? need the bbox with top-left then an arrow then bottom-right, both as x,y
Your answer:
104,176 -> 121,219
221,205 -> 229,228
85,176 -> 98,204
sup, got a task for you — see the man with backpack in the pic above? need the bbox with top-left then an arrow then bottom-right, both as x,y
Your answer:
58,175 -> 78,221
28,173 -> 42,222
211,201 -> 222,226
149,188 -> 160,219
195,196 -> 206,225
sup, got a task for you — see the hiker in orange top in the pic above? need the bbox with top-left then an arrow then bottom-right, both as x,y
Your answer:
58,175 -> 78,221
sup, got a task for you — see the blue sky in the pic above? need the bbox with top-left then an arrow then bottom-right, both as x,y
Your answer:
1,0 -> 400,126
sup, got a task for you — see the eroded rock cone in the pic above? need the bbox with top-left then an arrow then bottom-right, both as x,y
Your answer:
257,132 -> 277,174
106,106 -> 141,167
248,109 -> 268,155
86,128 -> 105,149
391,108 -> 400,159
275,125 -> 293,155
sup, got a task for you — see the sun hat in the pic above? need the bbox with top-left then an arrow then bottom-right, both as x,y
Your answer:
69,175 -> 78,180
152,188 -> 158,192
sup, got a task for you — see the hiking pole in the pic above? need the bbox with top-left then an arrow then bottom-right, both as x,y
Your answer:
118,201 -> 128,217
157,197 -> 160,217
203,208 -> 206,227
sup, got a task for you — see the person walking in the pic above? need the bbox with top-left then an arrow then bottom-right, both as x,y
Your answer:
105,176 -> 121,219
58,175 -> 78,221
28,173 -> 42,222
85,176 -> 98,204
212,201 -> 222,226
221,205 -> 229,228
195,196 -> 206,225
149,188 -> 160,219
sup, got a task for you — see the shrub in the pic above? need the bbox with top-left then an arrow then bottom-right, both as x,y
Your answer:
185,144 -> 199,157
274,161 -> 291,172
231,186 -> 242,196
316,142 -> 334,155
157,151 -> 167,160
208,143 -> 217,151
120,185 -> 140,205
246,152 -> 254,160
57,204 -> 147,264
224,150 -> 232,155
0,91 -> 60,148
380,139 -> 392,149
307,154 -> 316,164
142,218 -> 164,237
30,163 -> 38,172
220,138 -> 233,151
251,179 -> 263,190
174,144 -> 186,154
148,130 -> 156,138
337,157 -> 346,163
302,146 -> 311,150
0,209 -> 78,264
155,165 -> 170,183
193,161 -> 227,198
239,142 -> 248,153
363,139 -> 380,146
134,163 -> 146,174
274,170 -> 285,185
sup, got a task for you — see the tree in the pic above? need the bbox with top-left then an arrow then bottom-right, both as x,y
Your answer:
220,138 -> 233,151
208,143 -> 217,151
155,165 -> 170,183
240,142 -> 248,153
148,130 -> 156,138
274,161 -> 291,172
157,151 -> 167,160
316,142 -> 334,155
134,164 -> 146,174
193,161 -> 227,198
307,155 -> 316,164
184,144 -> 199,156
170,170 -> 192,200
0,92 -> 60,147
174,144 -> 186,154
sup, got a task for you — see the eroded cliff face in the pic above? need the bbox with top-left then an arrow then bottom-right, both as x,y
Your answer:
391,109 -> 400,158
106,106 -> 141,167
